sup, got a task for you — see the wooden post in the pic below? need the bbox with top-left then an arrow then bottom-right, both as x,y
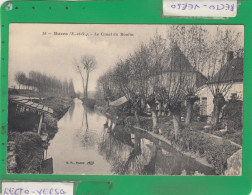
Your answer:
38,113 -> 44,135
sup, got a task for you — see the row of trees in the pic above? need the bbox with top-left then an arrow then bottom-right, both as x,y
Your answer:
97,26 -> 242,140
14,71 -> 75,96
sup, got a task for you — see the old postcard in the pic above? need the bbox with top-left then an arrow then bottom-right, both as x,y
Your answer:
7,24 -> 243,175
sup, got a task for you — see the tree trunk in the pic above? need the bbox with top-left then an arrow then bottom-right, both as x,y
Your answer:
142,98 -> 146,114
173,113 -> 181,140
212,103 -> 224,127
85,72 -> 89,99
146,95 -> 159,133
163,103 -> 168,116
185,95 -> 199,125
185,100 -> 193,125
212,105 -> 219,126
79,73 -> 85,99
150,104 -> 159,134
170,103 -> 182,140
134,135 -> 141,153
158,101 -> 162,116
212,93 -> 226,127
134,103 -> 141,127
139,98 -> 144,115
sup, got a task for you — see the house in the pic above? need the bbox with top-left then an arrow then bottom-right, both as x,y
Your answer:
197,51 -> 244,117
147,44 -> 207,107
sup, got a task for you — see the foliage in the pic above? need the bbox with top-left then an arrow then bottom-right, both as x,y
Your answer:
121,110 -> 241,174
206,28 -> 242,96
204,28 -> 243,127
123,113 -> 240,174
44,96 -> 72,119
222,99 -> 243,132
8,132 -> 44,174
15,72 -> 27,89
192,100 -> 201,121
14,71 -> 75,96
213,130 -> 242,146
178,129 -> 240,174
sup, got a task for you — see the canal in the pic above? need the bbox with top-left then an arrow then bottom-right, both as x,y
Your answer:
47,98 -> 216,175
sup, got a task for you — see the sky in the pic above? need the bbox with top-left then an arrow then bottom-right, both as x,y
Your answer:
8,24 -> 243,93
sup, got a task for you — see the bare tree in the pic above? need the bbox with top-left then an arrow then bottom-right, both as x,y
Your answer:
153,42 -> 188,140
73,59 -> 85,97
146,33 -> 168,133
96,33 -> 173,133
97,70 -> 119,106
129,43 -> 151,123
102,44 -> 149,125
206,27 -> 242,127
81,55 -> 97,99
111,58 -> 140,122
166,25 -> 209,125
74,55 -> 97,99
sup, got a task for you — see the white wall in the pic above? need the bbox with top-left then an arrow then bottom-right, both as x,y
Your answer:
197,82 -> 243,116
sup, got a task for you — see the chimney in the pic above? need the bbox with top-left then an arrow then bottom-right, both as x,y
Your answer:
227,51 -> 234,62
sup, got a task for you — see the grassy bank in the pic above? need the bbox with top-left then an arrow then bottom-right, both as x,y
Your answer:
43,96 -> 73,119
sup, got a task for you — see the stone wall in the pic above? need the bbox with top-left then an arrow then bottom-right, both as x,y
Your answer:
225,149 -> 242,176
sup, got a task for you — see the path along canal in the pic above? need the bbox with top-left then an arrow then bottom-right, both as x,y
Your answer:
47,98 -> 216,175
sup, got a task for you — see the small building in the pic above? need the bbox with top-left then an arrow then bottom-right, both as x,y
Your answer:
197,52 -> 244,117
147,44 -> 207,95
109,96 -> 128,107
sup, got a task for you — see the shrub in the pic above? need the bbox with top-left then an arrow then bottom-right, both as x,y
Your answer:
178,129 -> 240,174
83,98 -> 96,108
222,99 -> 243,132
192,101 -> 201,121
8,132 -> 44,173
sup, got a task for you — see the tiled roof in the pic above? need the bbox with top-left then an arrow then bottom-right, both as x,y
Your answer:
208,57 -> 244,84
163,44 -> 195,72
164,44 -> 208,87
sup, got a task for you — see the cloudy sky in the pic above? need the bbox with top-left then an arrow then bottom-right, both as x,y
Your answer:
8,24 -> 243,93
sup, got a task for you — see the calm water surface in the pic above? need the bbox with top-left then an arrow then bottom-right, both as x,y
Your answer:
47,98 -> 216,175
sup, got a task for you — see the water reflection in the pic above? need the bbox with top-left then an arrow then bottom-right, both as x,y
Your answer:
80,107 -> 96,149
47,98 -> 216,175
68,101 -> 75,120
99,124 -> 216,175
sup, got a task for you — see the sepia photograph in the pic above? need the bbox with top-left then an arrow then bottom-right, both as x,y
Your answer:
7,24 -> 243,175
